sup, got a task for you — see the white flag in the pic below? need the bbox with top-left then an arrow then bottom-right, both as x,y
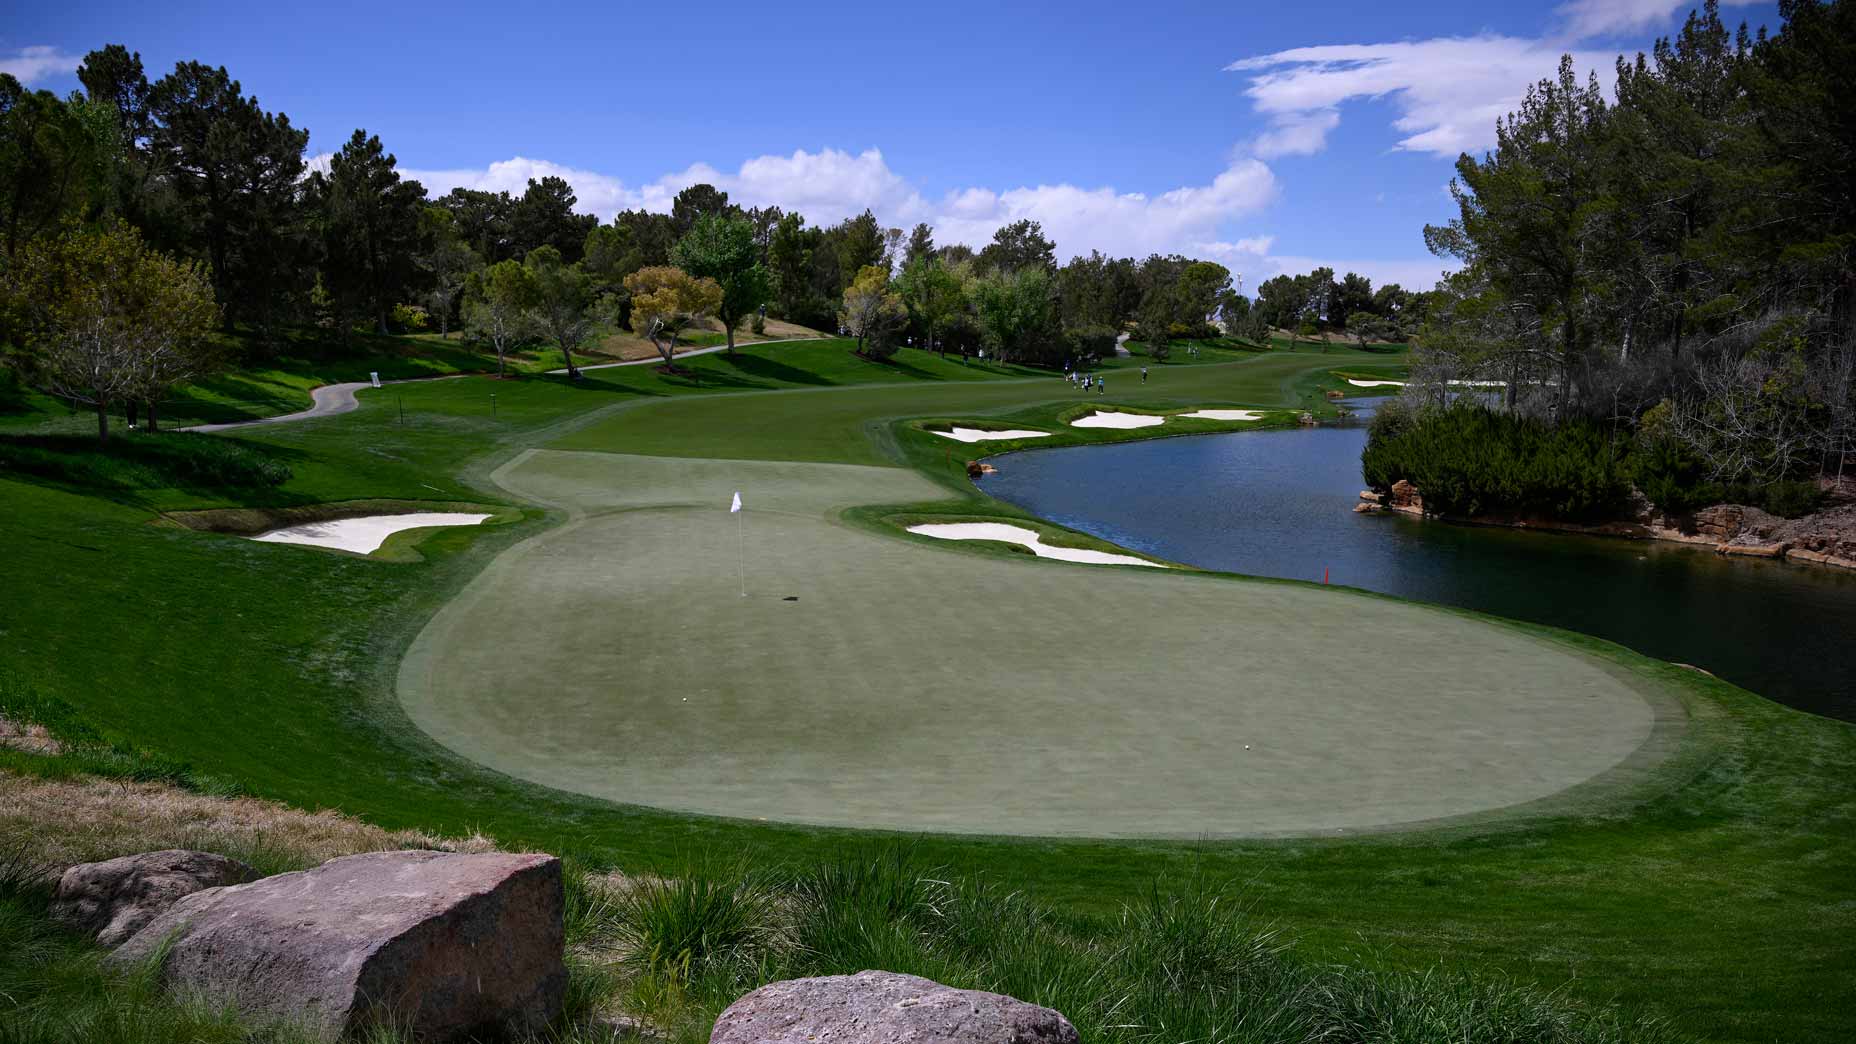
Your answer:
730,491 -> 742,513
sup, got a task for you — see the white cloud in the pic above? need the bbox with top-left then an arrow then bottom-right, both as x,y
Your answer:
1554,0 -> 1759,39
400,146 -> 1279,265
0,45 -> 80,86
1229,36 -> 1615,159
401,156 -> 638,216
1251,110 -> 1341,158
928,159 -> 1278,262
1226,1 -> 1762,160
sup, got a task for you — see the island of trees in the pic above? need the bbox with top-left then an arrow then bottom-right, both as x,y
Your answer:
1367,0 -> 1854,526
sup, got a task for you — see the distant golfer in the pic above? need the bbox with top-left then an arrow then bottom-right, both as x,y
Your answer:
1141,366 -> 1148,384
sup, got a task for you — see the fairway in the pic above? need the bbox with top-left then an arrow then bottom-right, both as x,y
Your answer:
399,446 -> 1672,837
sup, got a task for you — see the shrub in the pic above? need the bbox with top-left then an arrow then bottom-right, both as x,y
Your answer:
1761,479 -> 1823,518
610,867 -> 777,985
1363,404 -> 1633,522
390,303 -> 429,332
1066,324 -> 1120,363
0,433 -> 290,491
1632,438 -> 1720,515
1633,439 -> 1824,518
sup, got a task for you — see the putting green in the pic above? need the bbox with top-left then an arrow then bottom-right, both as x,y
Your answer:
399,447 -> 1669,838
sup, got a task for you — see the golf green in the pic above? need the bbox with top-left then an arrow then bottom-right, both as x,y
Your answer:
398,446 -> 1675,837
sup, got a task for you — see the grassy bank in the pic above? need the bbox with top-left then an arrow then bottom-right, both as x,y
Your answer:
1,339 -> 1850,1041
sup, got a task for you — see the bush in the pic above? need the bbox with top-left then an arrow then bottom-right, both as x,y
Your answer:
1632,439 -> 1720,515
1066,324 -> 1119,363
1633,439 -> 1824,518
0,433 -> 290,491
1761,480 -> 1823,518
1363,404 -> 1633,522
390,303 -> 429,332
609,869 -> 777,985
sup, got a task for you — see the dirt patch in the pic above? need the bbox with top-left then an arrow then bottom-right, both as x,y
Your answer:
0,714 -> 61,755
594,317 -> 829,361
0,770 -> 496,875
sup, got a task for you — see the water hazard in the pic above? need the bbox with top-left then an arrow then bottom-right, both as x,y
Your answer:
979,401 -> 1856,721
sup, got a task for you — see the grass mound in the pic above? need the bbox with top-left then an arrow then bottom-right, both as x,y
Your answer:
0,433 -> 290,492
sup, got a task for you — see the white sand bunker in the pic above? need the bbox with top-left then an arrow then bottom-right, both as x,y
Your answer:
253,513 -> 492,554
908,522 -> 1164,567
1181,409 -> 1265,421
1070,411 -> 1165,429
929,426 -> 1052,443
1345,378 -> 1509,388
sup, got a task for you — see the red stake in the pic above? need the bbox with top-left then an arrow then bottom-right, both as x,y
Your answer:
1324,567 -> 1329,585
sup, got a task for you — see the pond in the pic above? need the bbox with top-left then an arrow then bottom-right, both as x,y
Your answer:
978,402 -> 1856,721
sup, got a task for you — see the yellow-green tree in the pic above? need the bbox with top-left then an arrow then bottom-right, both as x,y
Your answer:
623,265 -> 723,368
839,265 -> 905,359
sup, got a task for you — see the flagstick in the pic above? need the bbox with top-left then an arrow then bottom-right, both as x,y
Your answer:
737,507 -> 745,598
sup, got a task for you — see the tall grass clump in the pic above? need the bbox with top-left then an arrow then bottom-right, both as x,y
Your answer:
1309,963 -> 1684,1044
586,847 -> 1693,1044
781,846 -> 943,978
0,432 -> 290,492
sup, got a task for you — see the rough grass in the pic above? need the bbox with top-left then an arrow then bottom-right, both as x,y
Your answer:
0,432 -> 290,492
0,771 -> 494,876
567,852 -> 1685,1044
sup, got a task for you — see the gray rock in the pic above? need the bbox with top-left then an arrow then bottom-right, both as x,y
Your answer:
710,970 -> 1078,1044
52,849 -> 258,947
113,850 -> 564,1042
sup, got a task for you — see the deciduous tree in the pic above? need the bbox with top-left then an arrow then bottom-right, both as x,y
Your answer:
5,223 -> 218,441
672,212 -> 771,354
623,265 -> 722,368
524,246 -> 599,379
464,258 -> 535,378
839,265 -> 906,359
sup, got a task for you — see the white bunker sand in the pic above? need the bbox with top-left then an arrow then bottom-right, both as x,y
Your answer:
1181,409 -> 1265,421
929,426 -> 1051,443
1070,410 -> 1164,429
909,522 -> 1163,567
253,513 -> 491,554
1345,378 -> 1509,388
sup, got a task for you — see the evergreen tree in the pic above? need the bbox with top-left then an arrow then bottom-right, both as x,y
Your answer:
308,130 -> 427,336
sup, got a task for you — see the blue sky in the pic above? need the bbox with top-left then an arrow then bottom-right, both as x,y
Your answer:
6,0 -> 1781,292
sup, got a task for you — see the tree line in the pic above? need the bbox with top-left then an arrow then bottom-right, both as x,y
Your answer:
1385,0 -> 1855,518
0,41 -> 1305,440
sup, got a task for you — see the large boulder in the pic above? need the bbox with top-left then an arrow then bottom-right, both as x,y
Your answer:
52,849 -> 259,947
711,970 -> 1078,1044
113,850 -> 564,1042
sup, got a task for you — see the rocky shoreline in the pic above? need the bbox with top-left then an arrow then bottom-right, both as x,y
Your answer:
1357,481 -> 1856,571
